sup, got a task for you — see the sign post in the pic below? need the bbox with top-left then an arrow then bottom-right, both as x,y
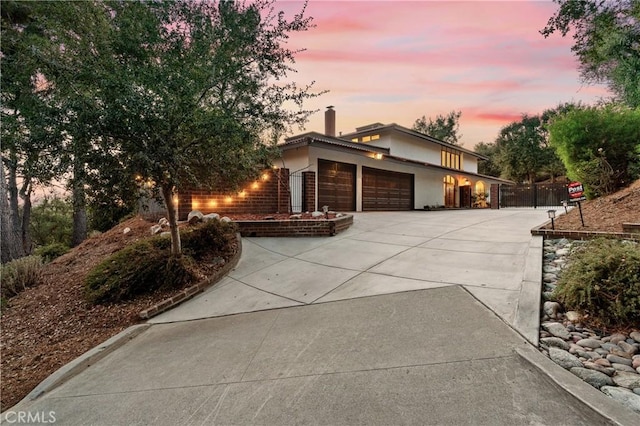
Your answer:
567,181 -> 586,227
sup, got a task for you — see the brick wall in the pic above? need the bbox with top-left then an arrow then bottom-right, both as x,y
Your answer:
237,215 -> 353,237
490,184 -> 500,209
178,168 -> 291,221
302,171 -> 316,212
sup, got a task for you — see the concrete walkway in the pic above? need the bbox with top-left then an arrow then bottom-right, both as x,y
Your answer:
8,210 -> 640,425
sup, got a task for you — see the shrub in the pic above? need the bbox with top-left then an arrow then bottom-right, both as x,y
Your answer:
84,239 -> 196,304
34,243 -> 70,262
181,219 -> 237,259
0,255 -> 43,299
84,219 -> 236,305
553,239 -> 640,328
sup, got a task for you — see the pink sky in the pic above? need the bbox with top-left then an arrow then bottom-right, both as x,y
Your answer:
278,0 -> 611,148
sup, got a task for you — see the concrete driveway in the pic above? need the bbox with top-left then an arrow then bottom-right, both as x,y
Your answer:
152,209 -> 546,342
10,210 -> 639,425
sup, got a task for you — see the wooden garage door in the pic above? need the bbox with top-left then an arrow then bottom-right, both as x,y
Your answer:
318,159 -> 356,211
363,167 -> 413,211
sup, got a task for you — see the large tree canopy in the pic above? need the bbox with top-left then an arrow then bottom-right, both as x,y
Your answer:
1,0 -> 322,259
412,110 -> 462,145
95,0 -> 321,256
542,0 -> 640,107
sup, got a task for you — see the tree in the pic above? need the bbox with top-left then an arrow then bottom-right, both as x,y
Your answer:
96,1 -> 321,257
412,110 -> 462,145
541,0 -> 640,107
473,142 -> 501,177
494,115 -> 550,183
1,1 -> 68,256
1,159 -> 23,263
548,105 -> 640,197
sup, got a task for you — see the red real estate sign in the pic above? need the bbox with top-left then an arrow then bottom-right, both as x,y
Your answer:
568,181 -> 586,202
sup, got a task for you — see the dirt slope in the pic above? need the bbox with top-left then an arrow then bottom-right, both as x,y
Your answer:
0,216 -> 236,410
545,179 -> 640,232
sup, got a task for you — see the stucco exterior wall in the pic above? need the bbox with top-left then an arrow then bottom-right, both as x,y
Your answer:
462,155 -> 478,173
280,142 -> 502,212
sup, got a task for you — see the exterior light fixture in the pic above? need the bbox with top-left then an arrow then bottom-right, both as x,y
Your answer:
252,182 -> 259,190
547,209 -> 556,230
261,173 -> 269,181
373,153 -> 383,160
225,196 -> 233,203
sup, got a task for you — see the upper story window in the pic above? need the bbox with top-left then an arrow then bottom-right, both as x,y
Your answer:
351,134 -> 380,143
441,147 -> 461,169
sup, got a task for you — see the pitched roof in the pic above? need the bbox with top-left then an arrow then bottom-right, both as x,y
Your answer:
341,123 -> 488,161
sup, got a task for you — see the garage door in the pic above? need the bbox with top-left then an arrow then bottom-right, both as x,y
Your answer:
363,167 -> 413,211
318,159 -> 356,211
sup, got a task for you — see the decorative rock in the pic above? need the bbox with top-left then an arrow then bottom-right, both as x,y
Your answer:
203,213 -> 220,222
555,248 -> 569,256
610,334 -> 627,345
220,216 -> 232,223
160,232 -> 171,238
549,347 -> 583,370
583,362 -> 614,376
600,386 -> 640,414
542,273 -> 556,283
634,388 -> 640,396
630,331 -> 640,343
618,341 -> 638,355
187,210 -> 203,224
595,348 -> 610,356
569,367 -> 614,389
576,338 -> 602,349
612,372 -> 640,389
311,211 -> 324,218
610,348 -> 633,359
336,213 -> 345,218
633,357 -> 640,370
123,227 -> 131,235
594,358 -> 612,367
607,354 -> 633,366
540,337 -> 570,351
289,214 -> 302,220
150,224 -> 162,235
542,322 -> 571,340
602,343 -> 619,352
543,301 -> 562,319
612,363 -> 638,373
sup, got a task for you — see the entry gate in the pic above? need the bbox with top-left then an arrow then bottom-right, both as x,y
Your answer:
499,183 -> 568,208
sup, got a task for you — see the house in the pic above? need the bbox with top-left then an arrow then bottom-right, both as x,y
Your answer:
279,106 -> 510,213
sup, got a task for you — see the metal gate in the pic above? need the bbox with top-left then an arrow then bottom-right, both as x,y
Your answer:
499,183 -> 568,208
289,171 -> 303,213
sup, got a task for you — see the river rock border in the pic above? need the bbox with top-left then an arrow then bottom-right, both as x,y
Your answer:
540,238 -> 640,414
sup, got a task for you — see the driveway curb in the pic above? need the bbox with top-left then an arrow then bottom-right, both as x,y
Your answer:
6,324 -> 151,414
513,234 -> 543,346
516,345 -> 640,425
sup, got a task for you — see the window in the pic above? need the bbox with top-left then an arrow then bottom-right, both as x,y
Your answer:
351,138 -> 359,142
441,147 -> 461,170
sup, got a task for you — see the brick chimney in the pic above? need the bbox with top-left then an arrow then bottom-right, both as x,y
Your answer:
325,106 -> 336,137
